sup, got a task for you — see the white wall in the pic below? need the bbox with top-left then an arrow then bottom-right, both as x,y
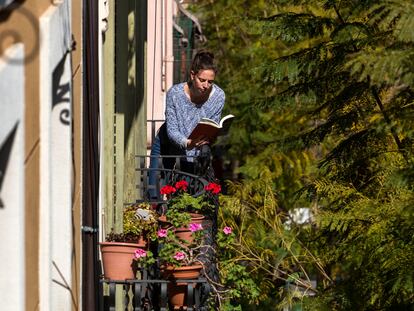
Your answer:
0,43 -> 25,311
146,0 -> 175,148
39,1 -> 73,309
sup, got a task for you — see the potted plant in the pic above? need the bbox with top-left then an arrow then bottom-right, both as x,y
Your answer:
158,180 -> 221,243
100,203 -> 158,280
122,202 -> 159,245
134,190 -> 209,309
157,223 -> 206,309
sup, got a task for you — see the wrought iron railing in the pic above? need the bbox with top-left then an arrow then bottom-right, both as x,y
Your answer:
100,276 -> 211,311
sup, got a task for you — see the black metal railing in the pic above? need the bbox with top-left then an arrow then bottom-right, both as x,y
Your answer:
100,278 -> 211,311
99,152 -> 219,310
100,264 -> 211,311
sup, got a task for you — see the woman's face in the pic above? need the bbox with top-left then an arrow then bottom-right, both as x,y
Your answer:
190,69 -> 216,95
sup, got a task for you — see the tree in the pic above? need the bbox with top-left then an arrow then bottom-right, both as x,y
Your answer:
194,0 -> 414,309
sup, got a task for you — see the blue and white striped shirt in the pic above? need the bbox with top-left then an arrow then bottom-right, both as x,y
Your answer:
165,82 -> 225,157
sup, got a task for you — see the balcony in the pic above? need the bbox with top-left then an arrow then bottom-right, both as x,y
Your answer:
99,150 -> 219,310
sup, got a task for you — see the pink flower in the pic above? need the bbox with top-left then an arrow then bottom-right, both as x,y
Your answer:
223,226 -> 232,235
204,182 -> 221,194
160,185 -> 176,195
173,251 -> 186,261
134,248 -> 147,258
157,229 -> 167,238
175,180 -> 188,191
189,223 -> 203,232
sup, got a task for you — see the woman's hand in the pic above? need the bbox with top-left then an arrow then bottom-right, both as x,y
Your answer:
187,136 -> 210,149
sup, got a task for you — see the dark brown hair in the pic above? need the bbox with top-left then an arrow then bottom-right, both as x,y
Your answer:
190,50 -> 217,74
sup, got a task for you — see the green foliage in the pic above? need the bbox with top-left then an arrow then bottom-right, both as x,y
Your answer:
215,176 -> 324,309
193,0 -> 414,309
123,203 -> 158,237
215,227 -> 260,310
167,191 -> 214,214
106,203 -> 158,242
164,208 -> 192,228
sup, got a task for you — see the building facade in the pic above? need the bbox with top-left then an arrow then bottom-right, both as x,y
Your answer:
0,0 -> 199,309
0,0 -> 82,310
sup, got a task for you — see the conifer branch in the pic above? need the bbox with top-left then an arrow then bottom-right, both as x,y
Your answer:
333,4 -> 345,24
370,86 -> 407,161
333,4 -> 407,161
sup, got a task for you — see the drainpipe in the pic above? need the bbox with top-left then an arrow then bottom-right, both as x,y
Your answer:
82,0 -> 101,310
162,0 -> 174,92
161,0 -> 166,91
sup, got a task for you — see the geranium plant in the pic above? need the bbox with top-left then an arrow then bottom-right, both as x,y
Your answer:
160,180 -> 221,227
212,224 -> 260,310
152,180 -> 222,268
133,248 -> 156,269
156,224 -> 206,267
132,221 -> 207,269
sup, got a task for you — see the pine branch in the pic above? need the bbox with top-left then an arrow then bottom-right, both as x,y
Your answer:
333,3 -> 408,162
370,86 -> 407,161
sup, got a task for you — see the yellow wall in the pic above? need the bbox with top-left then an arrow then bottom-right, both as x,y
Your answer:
71,0 -> 82,309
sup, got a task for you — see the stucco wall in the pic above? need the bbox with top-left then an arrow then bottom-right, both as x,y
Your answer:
39,3 -> 73,309
0,42 -> 25,311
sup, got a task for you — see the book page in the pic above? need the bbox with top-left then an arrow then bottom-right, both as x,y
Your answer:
199,118 -> 219,127
219,114 -> 235,127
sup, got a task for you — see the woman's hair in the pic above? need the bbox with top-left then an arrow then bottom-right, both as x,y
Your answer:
190,50 -> 217,74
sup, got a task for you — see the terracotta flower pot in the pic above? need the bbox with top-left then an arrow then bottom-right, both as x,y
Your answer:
164,264 -> 203,309
137,234 -> 148,247
158,214 -> 170,229
188,213 -> 205,224
99,242 -> 142,280
175,213 -> 205,244
174,227 -> 194,243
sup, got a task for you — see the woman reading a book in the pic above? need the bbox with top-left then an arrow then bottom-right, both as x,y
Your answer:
149,50 -> 226,198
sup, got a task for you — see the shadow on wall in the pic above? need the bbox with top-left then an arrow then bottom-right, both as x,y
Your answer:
114,0 -> 147,150
0,0 -> 40,65
0,121 -> 18,208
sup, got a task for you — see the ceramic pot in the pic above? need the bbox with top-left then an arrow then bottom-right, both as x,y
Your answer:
164,264 -> 203,309
175,213 -> 205,244
188,213 -> 205,224
100,242 -> 142,280
137,234 -> 148,247
158,214 -> 170,229
174,227 -> 194,243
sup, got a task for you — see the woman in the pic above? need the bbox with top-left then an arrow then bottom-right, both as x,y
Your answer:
167,50 -> 225,150
149,50 -> 225,197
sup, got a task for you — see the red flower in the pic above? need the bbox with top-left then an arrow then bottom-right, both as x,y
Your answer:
175,180 -> 188,191
160,185 -> 176,195
204,182 -> 221,194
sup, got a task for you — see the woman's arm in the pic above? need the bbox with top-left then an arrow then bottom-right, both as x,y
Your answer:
208,88 -> 225,123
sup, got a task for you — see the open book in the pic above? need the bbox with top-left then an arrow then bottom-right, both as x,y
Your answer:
188,114 -> 235,141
